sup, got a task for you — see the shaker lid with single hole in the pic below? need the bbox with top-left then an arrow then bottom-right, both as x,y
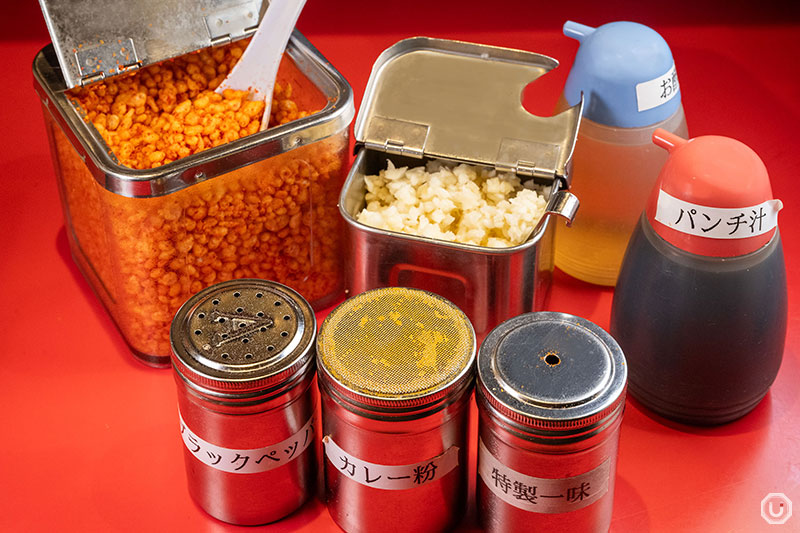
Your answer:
38,0 -> 266,88
170,279 -> 315,394
645,129 -> 783,257
317,287 -> 476,410
478,312 -> 627,433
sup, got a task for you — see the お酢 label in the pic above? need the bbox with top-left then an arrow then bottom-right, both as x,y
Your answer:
635,63 -> 679,112
323,435 -> 459,491
478,439 -> 610,514
179,411 -> 314,474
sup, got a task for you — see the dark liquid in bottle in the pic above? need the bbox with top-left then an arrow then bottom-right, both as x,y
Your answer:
610,215 -> 787,425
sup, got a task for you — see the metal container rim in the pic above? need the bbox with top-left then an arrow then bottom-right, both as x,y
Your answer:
33,30 -> 355,198
337,150 -> 563,255
477,378 -> 627,440
318,367 -> 476,422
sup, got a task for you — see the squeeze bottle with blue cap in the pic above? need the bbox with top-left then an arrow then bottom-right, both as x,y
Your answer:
610,130 -> 786,425
555,21 -> 688,286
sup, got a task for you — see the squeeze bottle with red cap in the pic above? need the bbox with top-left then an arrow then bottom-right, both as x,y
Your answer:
555,21 -> 688,286
610,130 -> 786,425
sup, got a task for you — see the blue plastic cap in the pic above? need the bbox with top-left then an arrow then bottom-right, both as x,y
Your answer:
563,21 -> 682,128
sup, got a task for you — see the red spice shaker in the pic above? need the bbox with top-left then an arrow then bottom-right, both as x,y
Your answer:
611,130 -> 787,424
170,279 -> 317,524
477,312 -> 627,533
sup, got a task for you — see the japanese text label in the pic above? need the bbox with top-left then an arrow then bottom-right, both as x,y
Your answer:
478,439 -> 610,514
179,411 -> 314,474
655,189 -> 782,239
323,435 -> 459,491
635,63 -> 680,112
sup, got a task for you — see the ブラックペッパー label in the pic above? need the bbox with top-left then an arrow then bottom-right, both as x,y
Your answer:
179,411 -> 314,474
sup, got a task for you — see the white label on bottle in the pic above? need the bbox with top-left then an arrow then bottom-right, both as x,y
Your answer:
635,63 -> 680,112
323,435 -> 459,491
178,411 -> 314,474
654,189 -> 782,239
478,439 -> 610,514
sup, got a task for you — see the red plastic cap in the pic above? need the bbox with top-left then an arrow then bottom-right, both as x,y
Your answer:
645,129 -> 782,257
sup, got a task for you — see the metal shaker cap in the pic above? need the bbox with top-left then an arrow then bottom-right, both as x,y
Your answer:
478,312 -> 627,434
171,279 -> 316,395
317,287 -> 476,411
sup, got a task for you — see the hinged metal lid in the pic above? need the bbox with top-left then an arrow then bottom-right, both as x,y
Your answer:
355,37 -> 583,180
38,0 -> 266,88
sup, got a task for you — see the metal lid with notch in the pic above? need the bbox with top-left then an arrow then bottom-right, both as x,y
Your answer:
354,37 -> 583,183
38,0 -> 266,88
171,279 -> 315,396
317,287 -> 476,412
478,312 -> 627,436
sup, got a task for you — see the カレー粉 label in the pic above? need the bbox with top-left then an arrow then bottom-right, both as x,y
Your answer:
323,435 -> 459,491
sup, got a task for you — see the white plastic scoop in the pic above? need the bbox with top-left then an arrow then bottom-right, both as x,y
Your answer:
215,0 -> 307,131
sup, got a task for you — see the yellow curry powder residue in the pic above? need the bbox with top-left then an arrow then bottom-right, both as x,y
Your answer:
414,330 -> 447,370
319,289 -> 474,397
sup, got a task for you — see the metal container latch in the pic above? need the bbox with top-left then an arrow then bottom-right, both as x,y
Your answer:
547,190 -> 580,226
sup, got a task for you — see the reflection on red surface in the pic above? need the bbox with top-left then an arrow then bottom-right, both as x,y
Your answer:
3,2 -> 800,532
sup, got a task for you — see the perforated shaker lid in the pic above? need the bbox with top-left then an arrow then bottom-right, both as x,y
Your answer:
645,129 -> 783,257
477,312 -> 627,435
317,287 -> 476,411
170,279 -> 316,395
563,20 -> 681,128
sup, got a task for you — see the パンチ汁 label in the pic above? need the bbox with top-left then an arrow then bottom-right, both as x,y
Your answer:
654,189 -> 782,239
635,63 -> 679,112
478,439 -> 610,514
179,411 -> 314,474
323,435 -> 459,491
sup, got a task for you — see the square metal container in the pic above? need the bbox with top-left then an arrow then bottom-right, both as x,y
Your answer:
33,1 -> 354,366
340,37 -> 582,341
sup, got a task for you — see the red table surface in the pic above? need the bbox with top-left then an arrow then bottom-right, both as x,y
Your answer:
2,1 -> 799,531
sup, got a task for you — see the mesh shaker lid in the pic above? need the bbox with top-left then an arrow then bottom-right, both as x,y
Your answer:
645,129 -> 783,257
478,312 -> 627,433
317,287 -> 476,410
170,279 -> 316,395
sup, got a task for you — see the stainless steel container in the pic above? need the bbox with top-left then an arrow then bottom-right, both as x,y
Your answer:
170,279 -> 317,525
316,287 -> 476,533
477,312 -> 627,533
34,0 -> 354,365
339,37 -> 582,341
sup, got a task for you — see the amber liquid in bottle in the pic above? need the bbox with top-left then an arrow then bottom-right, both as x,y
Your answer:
555,96 -> 688,286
